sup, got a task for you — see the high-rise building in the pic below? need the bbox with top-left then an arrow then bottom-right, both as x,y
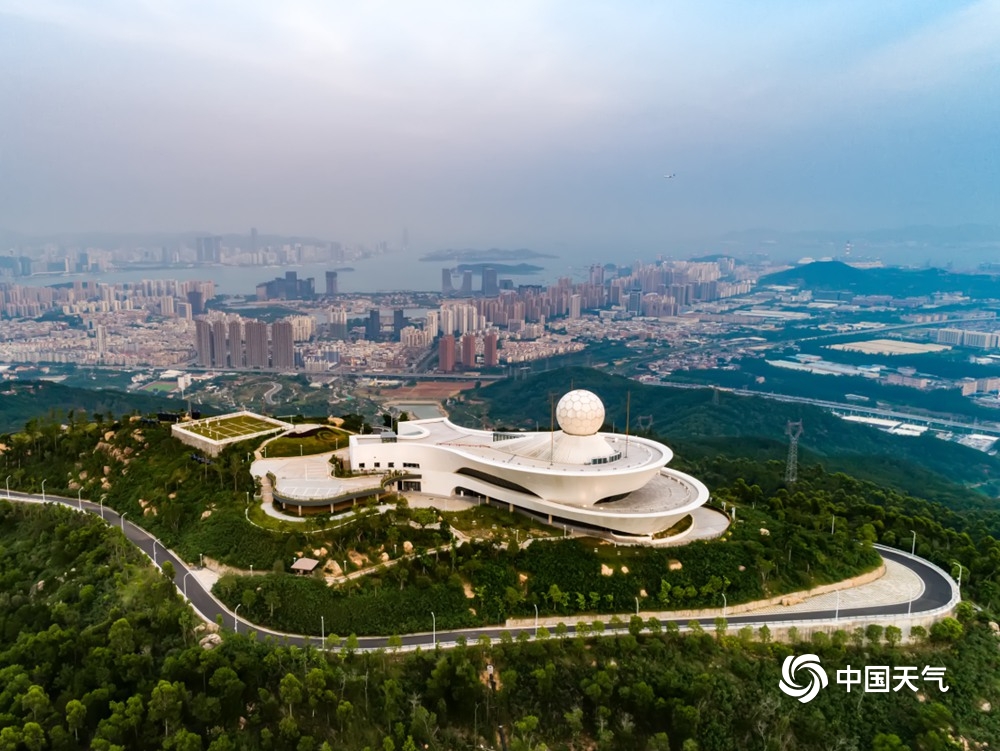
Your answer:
393,309 -> 405,340
439,306 -> 456,336
271,321 -> 295,369
211,320 -> 228,367
245,320 -> 269,368
228,320 -> 243,368
250,227 -> 258,254
441,269 -> 453,294
483,331 -> 499,367
589,264 -> 605,286
328,308 -> 349,340
424,310 -> 439,338
366,309 -> 381,341
439,334 -> 456,373
195,319 -> 212,367
95,324 -> 107,360
461,333 -> 476,367
196,236 -> 222,263
325,271 -> 338,296
569,294 -> 582,319
482,267 -> 499,297
186,290 -> 205,315
460,270 -> 473,295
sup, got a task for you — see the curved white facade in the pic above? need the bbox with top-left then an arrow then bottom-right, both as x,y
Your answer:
349,391 -> 711,537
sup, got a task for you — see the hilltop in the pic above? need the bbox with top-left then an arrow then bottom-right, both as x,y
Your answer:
0,380 -> 199,433
761,261 -> 1000,298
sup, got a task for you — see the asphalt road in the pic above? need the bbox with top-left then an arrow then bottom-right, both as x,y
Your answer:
4,490 -> 958,651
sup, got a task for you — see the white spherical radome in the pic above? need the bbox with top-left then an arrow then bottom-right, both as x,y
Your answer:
555,389 -> 605,436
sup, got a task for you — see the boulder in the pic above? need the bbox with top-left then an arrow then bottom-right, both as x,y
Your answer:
199,634 -> 223,650
668,560 -> 682,571
403,541 -> 414,554
601,564 -> 614,577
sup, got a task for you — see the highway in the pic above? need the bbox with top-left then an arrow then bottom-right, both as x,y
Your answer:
4,490 -> 959,650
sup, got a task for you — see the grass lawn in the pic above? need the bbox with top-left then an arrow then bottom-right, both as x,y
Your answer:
264,428 -> 347,457
442,503 -> 560,545
141,380 -> 177,393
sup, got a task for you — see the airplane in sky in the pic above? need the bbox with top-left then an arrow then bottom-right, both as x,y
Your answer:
664,173 -> 676,179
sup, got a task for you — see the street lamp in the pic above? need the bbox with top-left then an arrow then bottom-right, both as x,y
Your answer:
120,511 -> 128,532
533,603 -> 539,637
952,560 -> 963,587
99,494 -> 105,520
234,604 -> 242,633
321,616 -> 325,651
152,539 -> 159,566
77,488 -> 83,509
830,515 -> 835,534
910,530 -> 917,556
635,596 -> 640,616
4,475 -> 9,499
200,553 -> 204,569
183,571 -> 193,598
431,611 -> 436,647
721,593 -> 727,618
41,479 -> 46,502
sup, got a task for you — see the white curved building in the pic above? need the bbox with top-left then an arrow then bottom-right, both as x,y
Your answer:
348,390 -> 710,538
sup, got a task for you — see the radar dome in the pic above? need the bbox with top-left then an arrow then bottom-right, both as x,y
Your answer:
556,390 -> 605,436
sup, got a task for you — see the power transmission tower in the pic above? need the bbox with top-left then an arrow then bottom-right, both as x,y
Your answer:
785,420 -> 803,484
637,415 -> 654,432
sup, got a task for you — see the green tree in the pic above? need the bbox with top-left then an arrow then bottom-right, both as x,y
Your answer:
66,699 -> 87,741
872,733 -> 910,751
149,680 -> 186,737
885,625 -> 902,648
21,685 -> 50,723
279,673 -> 304,718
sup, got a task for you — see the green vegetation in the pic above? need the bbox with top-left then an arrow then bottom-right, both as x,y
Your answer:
2,501 -> 1000,750
673,355 -> 999,422
263,427 -> 348,457
442,504 -> 560,543
215,476 -> 880,635
475,367 -> 1000,505
762,259 -> 1000,299
0,380 -> 193,433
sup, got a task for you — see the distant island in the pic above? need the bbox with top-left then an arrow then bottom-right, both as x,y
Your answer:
455,262 -> 543,275
421,247 -> 557,262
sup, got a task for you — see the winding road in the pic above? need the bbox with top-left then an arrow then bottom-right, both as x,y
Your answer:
3,489 -> 959,651
263,382 -> 282,406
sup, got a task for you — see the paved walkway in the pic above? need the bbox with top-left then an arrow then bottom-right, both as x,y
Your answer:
746,558 -> 924,616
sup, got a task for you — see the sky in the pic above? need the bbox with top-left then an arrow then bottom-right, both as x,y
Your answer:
0,0 -> 998,255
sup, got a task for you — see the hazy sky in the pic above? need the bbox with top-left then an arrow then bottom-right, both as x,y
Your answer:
1,1 -> 998,254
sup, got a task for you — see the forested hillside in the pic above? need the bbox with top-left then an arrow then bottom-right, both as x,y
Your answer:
472,367 -> 1000,507
1,502 -> 999,750
0,381 -> 192,433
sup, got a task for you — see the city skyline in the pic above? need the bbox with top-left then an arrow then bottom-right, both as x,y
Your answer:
1,1 -> 998,256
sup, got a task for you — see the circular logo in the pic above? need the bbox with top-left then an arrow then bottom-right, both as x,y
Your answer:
779,654 -> 828,703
